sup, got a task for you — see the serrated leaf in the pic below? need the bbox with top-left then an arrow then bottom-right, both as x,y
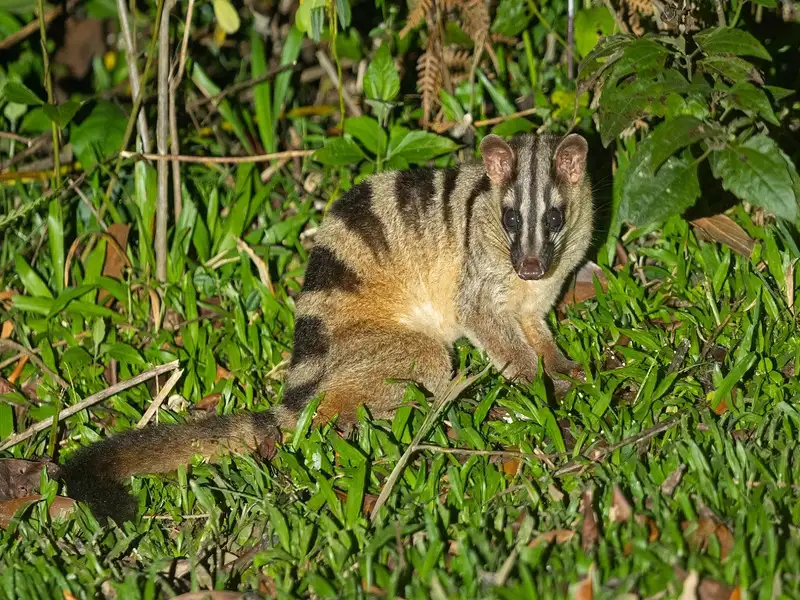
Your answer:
1,81 -> 42,105
711,135 -> 798,221
697,56 -> 763,85
313,137 -> 367,166
212,0 -> 240,34
388,130 -> 458,164
725,82 -> 779,125
598,79 -> 666,146
620,154 -> 700,226
646,116 -> 712,171
344,116 -> 387,156
41,101 -> 80,127
695,27 -> 771,60
577,34 -> 632,87
364,44 -> 399,102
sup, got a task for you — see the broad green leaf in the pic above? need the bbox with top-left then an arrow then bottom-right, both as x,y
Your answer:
492,0 -> 531,37
577,33 -> 632,88
574,6 -> 615,57
646,116 -> 712,171
343,116 -> 387,156
107,343 -> 146,367
71,101 -> 126,170
344,463 -> 367,526
697,56 -> 763,85
364,44 -> 400,102
15,255 -> 52,298
711,135 -> 798,222
726,81 -> 779,125
1,81 -> 42,105
388,130 -> 458,164
695,27 -> 771,61
335,0 -> 351,28
313,137 -> 367,166
295,0 -> 326,35
598,79 -> 666,147
620,154 -> 700,226
42,101 -> 80,127
212,0 -> 240,33
12,296 -> 54,315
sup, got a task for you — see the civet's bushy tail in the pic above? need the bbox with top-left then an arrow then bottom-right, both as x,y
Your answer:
59,409 -> 289,520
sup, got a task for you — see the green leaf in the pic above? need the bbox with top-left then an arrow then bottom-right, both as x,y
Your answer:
364,44 -> 399,102
620,154 -> 700,226
107,343 -> 146,367
344,462 -> 367,526
295,0 -> 326,35
212,0 -> 240,33
343,116 -> 386,156
695,27 -> 771,60
711,135 -> 798,222
574,6 -> 615,57
1,81 -> 42,105
388,130 -> 458,164
15,255 -> 52,298
191,65 -> 253,154
292,393 -> 322,451
697,56 -> 763,85
577,33 -> 632,88
646,116 -> 712,171
313,137 -> 367,166
335,0 -> 351,28
491,0 -> 531,37
477,69 -> 516,115
725,81 -> 779,125
710,352 -> 757,411
41,101 -> 80,127
47,200 -> 64,293
598,79 -> 666,147
250,27 -> 274,153
71,101 -> 127,170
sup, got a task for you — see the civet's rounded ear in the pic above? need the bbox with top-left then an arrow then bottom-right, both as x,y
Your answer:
480,134 -> 516,186
554,134 -> 589,185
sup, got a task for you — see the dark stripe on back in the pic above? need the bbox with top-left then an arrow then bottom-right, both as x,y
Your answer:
282,375 -> 323,412
303,246 -> 361,293
463,174 -> 491,250
395,168 -> 436,233
291,316 -> 330,365
329,183 -> 389,257
441,167 -> 459,233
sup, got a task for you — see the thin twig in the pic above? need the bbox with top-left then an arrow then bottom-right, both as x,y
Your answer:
116,0 -> 152,153
315,50 -> 362,117
369,366 -> 490,523
186,63 -> 298,111
415,445 -> 550,461
119,149 -> 314,164
37,0 -> 60,187
0,340 -> 69,390
235,238 -> 275,295
0,0 -> 80,52
137,368 -> 183,427
67,178 -> 108,231
473,108 -> 539,128
0,360 -> 180,451
554,418 -> 679,477
0,132 -> 36,146
714,0 -> 727,26
156,0 -> 176,283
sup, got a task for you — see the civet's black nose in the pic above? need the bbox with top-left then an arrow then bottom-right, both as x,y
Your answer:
518,257 -> 545,280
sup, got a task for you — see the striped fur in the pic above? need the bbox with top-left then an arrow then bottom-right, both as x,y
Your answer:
59,132 -> 593,521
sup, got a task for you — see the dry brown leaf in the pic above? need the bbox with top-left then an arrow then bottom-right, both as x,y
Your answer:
675,567 -> 739,600
691,215 -> 755,258
8,355 -> 28,384
558,261 -> 608,311
0,495 -> 75,529
196,393 -> 222,411
215,365 -> 232,383
333,487 -> 380,515
581,488 -> 599,551
609,485 -> 633,523
501,459 -> 520,475
0,458 -> 59,501
53,17 -> 106,79
98,224 -> 131,306
572,563 -> 595,600
682,517 -> 734,560
169,593 -> 243,600
1,321 -> 13,339
529,529 -> 575,548
0,291 -> 17,303
661,464 -> 686,496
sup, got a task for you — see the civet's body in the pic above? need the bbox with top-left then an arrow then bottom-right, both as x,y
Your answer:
60,132 -> 593,520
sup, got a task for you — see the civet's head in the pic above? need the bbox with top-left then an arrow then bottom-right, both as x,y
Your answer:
480,132 -> 590,281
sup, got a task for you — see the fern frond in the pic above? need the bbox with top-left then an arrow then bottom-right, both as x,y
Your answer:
400,0 -> 435,39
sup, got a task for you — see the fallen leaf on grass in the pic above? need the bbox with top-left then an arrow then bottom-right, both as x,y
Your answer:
333,487 -> 380,515
609,485 -> 633,523
169,593 -> 243,600
215,365 -> 232,383
98,223 -> 131,306
1,321 -> 13,338
572,563 -> 595,600
675,567 -> 739,600
0,495 -> 75,529
529,529 -> 575,548
558,261 -> 608,311
0,458 -> 59,500
581,488 -> 599,551
196,392 -> 222,411
691,214 -> 755,259
7,355 -> 28,384
662,464 -> 686,496
682,516 -> 734,560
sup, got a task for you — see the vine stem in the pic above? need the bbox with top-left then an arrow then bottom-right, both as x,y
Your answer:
36,0 -> 59,187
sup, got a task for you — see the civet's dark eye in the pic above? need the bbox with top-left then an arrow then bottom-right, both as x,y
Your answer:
546,207 -> 563,232
502,208 -> 519,232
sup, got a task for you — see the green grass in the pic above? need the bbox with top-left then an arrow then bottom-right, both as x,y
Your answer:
1,160 -> 798,598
